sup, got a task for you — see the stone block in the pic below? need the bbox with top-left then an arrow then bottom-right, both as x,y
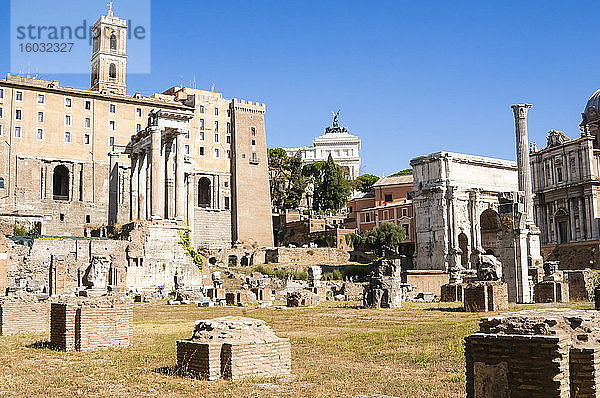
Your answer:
534,281 -> 569,303
440,283 -> 464,302
463,281 -> 508,312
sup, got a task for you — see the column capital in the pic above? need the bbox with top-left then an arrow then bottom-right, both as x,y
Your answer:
511,103 -> 533,119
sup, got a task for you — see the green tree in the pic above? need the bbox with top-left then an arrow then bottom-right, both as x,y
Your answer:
353,174 -> 379,193
268,148 -> 307,211
364,222 -> 407,256
390,168 -> 413,176
304,155 -> 351,212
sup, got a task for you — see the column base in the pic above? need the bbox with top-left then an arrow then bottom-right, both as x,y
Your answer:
150,216 -> 163,221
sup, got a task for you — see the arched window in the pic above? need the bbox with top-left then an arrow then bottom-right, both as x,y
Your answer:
53,165 -> 70,201
198,177 -> 211,208
109,63 -> 117,79
110,33 -> 117,50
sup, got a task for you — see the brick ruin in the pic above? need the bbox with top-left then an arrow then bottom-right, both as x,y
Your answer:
286,290 -> 319,307
533,261 -> 569,303
465,309 -> 600,397
0,298 -> 50,336
463,281 -> 509,312
176,316 -> 291,381
50,298 -> 132,351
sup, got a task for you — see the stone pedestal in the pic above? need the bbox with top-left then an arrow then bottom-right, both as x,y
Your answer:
533,280 -> 569,303
465,309 -> 600,397
463,281 -> 509,312
440,283 -> 464,302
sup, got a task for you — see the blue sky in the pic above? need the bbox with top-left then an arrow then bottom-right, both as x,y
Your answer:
1,0 -> 598,176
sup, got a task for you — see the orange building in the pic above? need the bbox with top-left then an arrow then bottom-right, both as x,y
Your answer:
346,175 -> 415,244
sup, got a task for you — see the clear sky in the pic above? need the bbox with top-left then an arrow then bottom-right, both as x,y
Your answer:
1,0 -> 598,176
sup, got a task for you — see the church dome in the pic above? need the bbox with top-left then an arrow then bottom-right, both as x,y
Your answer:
585,89 -> 600,113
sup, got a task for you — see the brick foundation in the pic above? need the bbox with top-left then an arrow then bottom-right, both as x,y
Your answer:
534,281 -> 569,303
440,283 -> 464,302
463,281 -> 508,312
50,301 -> 132,351
0,299 -> 50,335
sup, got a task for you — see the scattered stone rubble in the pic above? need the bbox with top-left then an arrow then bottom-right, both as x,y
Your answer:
176,316 -> 291,381
466,309 -> 600,397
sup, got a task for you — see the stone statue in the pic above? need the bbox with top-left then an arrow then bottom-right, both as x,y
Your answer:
476,254 -> 503,281
546,130 -> 570,148
83,255 -> 111,289
147,109 -> 160,128
449,265 -> 464,284
332,110 -> 340,128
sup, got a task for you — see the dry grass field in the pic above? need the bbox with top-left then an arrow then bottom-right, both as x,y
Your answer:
0,300 -> 593,398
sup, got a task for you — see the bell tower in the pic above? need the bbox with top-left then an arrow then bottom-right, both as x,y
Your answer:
90,2 -> 127,95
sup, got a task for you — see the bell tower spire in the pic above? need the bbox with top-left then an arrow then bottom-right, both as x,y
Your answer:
90,4 -> 127,95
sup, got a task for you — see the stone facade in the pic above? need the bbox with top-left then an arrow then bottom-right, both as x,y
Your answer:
465,309 -> 600,397
283,112 -> 361,180
463,281 -> 509,312
176,316 -> 291,381
50,299 -> 132,351
0,298 -> 49,335
0,7 -> 273,250
265,247 -> 350,265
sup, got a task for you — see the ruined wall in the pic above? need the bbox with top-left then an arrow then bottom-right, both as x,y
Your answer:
463,281 -> 509,312
191,208 -> 232,250
222,341 -> 291,380
0,299 -> 50,335
265,248 -> 350,265
402,270 -> 448,297
541,241 -> 600,270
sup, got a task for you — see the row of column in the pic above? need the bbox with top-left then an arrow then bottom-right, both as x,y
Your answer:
539,194 -> 598,244
130,127 -> 187,221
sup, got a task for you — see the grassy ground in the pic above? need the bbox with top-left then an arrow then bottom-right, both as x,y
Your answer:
0,300 -> 593,398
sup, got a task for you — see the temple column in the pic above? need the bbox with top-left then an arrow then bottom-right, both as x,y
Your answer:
130,154 -> 139,221
591,194 -> 599,239
578,196 -> 585,240
138,151 -> 147,220
175,130 -> 186,220
150,127 -> 165,220
568,198 -> 577,241
512,104 -> 534,224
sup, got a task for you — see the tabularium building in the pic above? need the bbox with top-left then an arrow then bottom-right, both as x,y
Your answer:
0,7 -> 273,250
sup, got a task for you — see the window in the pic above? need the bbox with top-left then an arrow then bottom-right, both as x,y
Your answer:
136,108 -> 142,117
199,105 -> 205,113
85,215 -> 91,224
84,117 -> 91,128
199,146 -> 205,156
15,109 -> 22,120
402,224 -> 410,237
14,126 -> 21,137
109,103 -> 116,113
184,145 -> 190,155
53,165 -> 69,201
402,208 -> 408,217
109,120 -> 116,130
214,148 -> 220,158
0,125 -> 3,136
110,33 -> 117,50
224,181 -> 229,188
65,97 -> 72,107
226,150 -> 231,159
15,91 -> 23,101
557,167 -> 563,183
199,131 -> 205,140
226,135 -> 231,144
214,107 -> 219,116
227,122 -> 231,133
109,63 -> 117,79
251,139 -> 256,146
214,121 -> 219,131
59,214 -> 65,221
37,112 -> 44,123
224,197 -> 230,210
109,136 -> 115,146
384,194 -> 393,202
0,107 -> 3,118
214,133 -> 219,142
64,131 -> 71,143
198,177 -> 211,208
65,115 -> 71,126
0,89 -> 4,99
184,130 -> 190,139
251,152 -> 258,163
36,128 -> 43,140
136,123 -> 142,132
199,119 -> 205,129
365,213 -> 371,223
37,94 -> 45,104
84,100 -> 91,110
84,133 -> 90,145
227,109 -> 231,117
251,127 -> 256,136
0,177 -> 4,189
